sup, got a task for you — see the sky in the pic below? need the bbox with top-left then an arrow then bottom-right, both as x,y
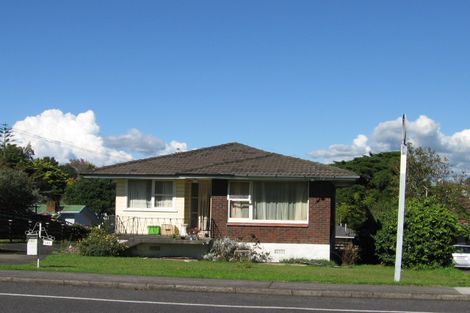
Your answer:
1,1 -> 470,172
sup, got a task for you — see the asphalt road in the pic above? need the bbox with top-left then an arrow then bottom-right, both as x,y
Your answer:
0,281 -> 468,313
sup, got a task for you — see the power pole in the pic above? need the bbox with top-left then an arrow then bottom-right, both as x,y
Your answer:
37,222 -> 42,268
394,115 -> 407,282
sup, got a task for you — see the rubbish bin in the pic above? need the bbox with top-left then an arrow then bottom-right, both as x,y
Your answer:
147,225 -> 161,235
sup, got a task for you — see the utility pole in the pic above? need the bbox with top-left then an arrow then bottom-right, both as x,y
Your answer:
37,222 -> 42,268
394,115 -> 407,282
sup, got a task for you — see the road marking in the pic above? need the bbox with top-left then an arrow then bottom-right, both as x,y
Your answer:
0,292 -> 437,313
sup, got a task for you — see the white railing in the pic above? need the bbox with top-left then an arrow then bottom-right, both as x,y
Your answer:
115,216 -> 186,235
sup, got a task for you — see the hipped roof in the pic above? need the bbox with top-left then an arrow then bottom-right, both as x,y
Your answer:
87,142 -> 358,182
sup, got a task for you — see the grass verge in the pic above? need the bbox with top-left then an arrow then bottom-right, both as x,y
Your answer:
0,253 -> 469,287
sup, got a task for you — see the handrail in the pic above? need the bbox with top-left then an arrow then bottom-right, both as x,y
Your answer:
115,215 -> 211,236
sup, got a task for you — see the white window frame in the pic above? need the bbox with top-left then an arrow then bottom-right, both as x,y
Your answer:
227,181 -> 252,222
125,179 -> 176,212
227,180 -> 309,225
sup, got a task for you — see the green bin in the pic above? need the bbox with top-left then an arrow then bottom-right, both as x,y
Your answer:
148,225 -> 161,235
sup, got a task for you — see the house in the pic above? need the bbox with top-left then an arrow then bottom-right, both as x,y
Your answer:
87,142 -> 358,261
334,224 -> 356,250
36,204 -> 99,226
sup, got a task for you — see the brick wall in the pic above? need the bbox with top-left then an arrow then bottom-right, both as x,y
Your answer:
211,180 -> 335,244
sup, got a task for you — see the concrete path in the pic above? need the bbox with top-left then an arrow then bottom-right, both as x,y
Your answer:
1,269 -> 469,301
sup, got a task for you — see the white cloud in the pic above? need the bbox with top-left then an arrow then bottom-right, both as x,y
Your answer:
13,109 -> 187,166
104,129 -> 187,158
310,115 -> 470,173
104,128 -> 166,157
310,134 -> 371,161
160,140 -> 188,155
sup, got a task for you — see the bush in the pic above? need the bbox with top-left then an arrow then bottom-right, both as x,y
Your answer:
64,224 -> 90,241
375,198 -> 459,268
77,228 -> 127,256
337,243 -> 359,266
204,237 -> 270,263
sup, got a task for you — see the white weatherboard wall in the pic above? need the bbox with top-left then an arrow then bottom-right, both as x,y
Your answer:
115,179 -> 186,235
254,243 -> 330,262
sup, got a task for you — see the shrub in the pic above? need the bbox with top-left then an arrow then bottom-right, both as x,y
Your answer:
77,228 -> 127,256
375,198 -> 459,268
64,224 -> 90,241
337,243 -> 359,266
204,237 -> 270,263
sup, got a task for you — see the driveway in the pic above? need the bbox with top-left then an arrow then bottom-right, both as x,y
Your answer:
0,242 -> 55,265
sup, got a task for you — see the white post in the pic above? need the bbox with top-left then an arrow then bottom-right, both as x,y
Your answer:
37,222 -> 42,268
394,115 -> 407,282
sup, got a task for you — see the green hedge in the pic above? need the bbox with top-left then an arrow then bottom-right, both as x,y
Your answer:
375,198 -> 459,268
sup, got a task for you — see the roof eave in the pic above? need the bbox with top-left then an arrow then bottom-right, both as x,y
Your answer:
84,173 -> 359,183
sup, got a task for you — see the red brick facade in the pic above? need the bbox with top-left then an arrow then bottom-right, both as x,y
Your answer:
211,181 -> 335,244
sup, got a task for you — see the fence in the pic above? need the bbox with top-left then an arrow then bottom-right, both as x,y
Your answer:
0,211 -> 89,242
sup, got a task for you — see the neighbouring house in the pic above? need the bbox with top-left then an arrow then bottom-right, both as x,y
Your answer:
37,204 -> 99,226
334,224 -> 356,250
86,142 -> 358,261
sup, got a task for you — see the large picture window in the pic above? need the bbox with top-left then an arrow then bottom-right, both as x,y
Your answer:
253,182 -> 307,221
228,181 -> 308,222
127,180 -> 175,210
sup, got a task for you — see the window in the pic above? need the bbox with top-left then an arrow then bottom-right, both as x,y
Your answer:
154,181 -> 174,208
228,182 -> 250,219
127,180 -> 175,210
252,182 -> 307,221
228,181 -> 308,222
128,180 -> 151,208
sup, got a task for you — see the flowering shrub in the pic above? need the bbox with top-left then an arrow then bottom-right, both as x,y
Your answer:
204,237 -> 270,263
77,228 -> 127,256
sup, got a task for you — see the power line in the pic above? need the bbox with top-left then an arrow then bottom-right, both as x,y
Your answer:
12,128 -> 131,162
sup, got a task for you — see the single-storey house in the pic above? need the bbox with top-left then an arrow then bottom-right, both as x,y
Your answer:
87,142 -> 358,261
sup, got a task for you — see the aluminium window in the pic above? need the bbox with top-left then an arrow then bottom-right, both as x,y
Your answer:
228,181 -> 308,222
154,181 -> 174,208
128,180 -> 152,208
228,181 -> 251,219
127,180 -> 175,210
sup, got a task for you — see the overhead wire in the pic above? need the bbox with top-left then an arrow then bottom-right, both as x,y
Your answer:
12,128 -> 131,162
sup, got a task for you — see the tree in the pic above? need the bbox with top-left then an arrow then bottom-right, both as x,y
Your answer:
63,178 -> 115,216
407,145 -> 450,199
407,144 -> 469,221
61,159 -> 96,179
24,158 -> 70,202
0,143 -> 34,169
375,198 -> 459,268
0,123 -> 13,149
334,152 -> 400,263
0,167 -> 38,216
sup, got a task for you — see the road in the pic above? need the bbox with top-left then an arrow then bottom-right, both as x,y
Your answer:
0,281 -> 468,313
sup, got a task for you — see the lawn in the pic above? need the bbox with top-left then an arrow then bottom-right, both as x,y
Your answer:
1,253 -> 469,287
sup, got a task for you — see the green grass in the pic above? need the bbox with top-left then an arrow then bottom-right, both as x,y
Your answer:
1,253 -> 469,287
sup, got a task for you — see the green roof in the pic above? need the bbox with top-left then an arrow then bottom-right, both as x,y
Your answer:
35,204 -> 86,214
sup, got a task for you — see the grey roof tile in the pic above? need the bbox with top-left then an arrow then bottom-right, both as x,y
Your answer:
89,142 -> 358,180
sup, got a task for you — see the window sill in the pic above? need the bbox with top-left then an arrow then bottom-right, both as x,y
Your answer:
124,208 -> 178,213
226,222 -> 309,228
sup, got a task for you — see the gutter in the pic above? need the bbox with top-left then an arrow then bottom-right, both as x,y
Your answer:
83,174 -> 359,182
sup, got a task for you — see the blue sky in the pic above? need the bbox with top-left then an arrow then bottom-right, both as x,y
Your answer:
1,1 -> 470,169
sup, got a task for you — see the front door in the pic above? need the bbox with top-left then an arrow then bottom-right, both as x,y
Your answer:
190,183 -> 199,228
